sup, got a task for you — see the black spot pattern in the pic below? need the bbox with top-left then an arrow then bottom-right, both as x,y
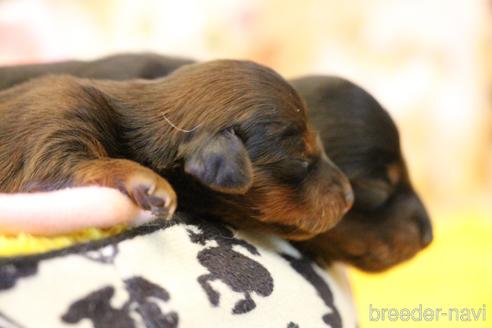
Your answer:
62,276 -> 178,328
282,253 -> 342,328
187,220 -> 274,314
0,261 -> 38,291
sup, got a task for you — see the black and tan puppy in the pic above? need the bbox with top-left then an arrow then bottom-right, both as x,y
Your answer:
0,53 -> 194,91
0,60 -> 352,240
0,54 -> 432,269
292,76 -> 433,271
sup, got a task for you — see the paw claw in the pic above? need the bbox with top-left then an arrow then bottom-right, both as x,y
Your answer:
132,186 -> 151,211
148,195 -> 165,207
124,169 -> 177,219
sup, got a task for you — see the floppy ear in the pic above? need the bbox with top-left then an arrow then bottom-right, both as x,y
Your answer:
184,129 -> 253,194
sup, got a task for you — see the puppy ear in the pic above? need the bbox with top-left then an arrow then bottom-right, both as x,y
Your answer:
184,129 -> 253,194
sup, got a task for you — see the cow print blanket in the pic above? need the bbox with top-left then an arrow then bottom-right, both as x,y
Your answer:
0,214 -> 357,328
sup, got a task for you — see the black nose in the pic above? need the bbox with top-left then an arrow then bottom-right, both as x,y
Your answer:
415,207 -> 433,247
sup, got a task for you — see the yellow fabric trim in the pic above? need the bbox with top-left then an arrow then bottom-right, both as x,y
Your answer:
0,225 -> 126,257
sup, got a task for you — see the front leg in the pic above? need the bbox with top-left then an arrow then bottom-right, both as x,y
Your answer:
73,158 -> 177,218
16,129 -> 176,218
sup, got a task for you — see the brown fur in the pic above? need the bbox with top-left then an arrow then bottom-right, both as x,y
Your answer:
0,53 -> 432,269
0,60 -> 352,240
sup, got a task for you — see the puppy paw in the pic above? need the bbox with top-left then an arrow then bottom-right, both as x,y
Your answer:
122,169 -> 177,220
73,159 -> 177,220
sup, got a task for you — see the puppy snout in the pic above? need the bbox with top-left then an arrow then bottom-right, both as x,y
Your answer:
404,194 -> 433,248
323,155 -> 354,208
415,207 -> 433,247
319,155 -> 354,218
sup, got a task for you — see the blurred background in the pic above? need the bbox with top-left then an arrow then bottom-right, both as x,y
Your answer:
0,0 -> 490,326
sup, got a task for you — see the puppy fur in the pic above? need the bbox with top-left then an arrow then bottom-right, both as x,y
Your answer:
0,60 -> 352,240
291,76 -> 433,271
0,53 -> 433,270
0,53 -> 194,91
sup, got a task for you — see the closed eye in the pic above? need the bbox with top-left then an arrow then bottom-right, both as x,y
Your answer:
351,162 -> 402,211
269,158 -> 313,184
353,178 -> 393,210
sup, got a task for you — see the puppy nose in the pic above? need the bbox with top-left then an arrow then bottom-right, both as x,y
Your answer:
419,221 -> 433,247
320,153 -> 354,214
415,208 -> 433,247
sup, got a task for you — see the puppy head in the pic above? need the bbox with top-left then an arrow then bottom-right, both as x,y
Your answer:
292,76 -> 433,271
160,60 -> 353,239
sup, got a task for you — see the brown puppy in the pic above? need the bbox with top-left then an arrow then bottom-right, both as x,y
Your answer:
0,53 -> 194,91
291,76 -> 433,271
0,60 -> 352,240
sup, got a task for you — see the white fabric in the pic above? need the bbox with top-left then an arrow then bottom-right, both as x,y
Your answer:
0,216 -> 358,328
